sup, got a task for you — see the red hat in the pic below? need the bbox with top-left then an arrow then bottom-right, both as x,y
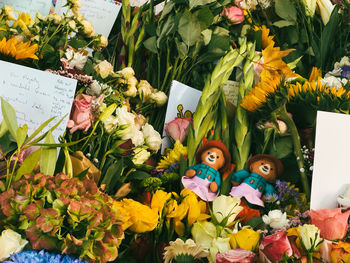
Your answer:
195,139 -> 231,173
248,154 -> 283,177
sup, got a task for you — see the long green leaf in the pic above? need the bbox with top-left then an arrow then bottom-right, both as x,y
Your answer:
16,125 -> 28,148
40,131 -> 57,176
25,117 -> 55,144
15,149 -> 41,181
1,97 -> 18,140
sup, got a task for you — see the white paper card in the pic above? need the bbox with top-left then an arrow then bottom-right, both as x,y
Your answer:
55,0 -> 121,37
310,111 -> 350,209
0,60 -> 77,143
161,81 -> 202,152
0,0 -> 53,17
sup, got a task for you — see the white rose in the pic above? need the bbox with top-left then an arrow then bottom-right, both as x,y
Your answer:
64,48 -> 88,70
150,91 -> 168,106
123,85 -> 137,97
262,209 -> 289,230
138,80 -> 153,102
115,106 -> 135,126
0,229 -> 28,261
87,80 -> 102,96
98,35 -> 108,48
94,60 -> 114,79
212,195 -> 243,227
209,237 -> 231,263
68,20 -> 76,30
72,7 -> 84,22
321,76 -> 343,90
49,13 -> 62,24
128,127 -> 144,146
132,148 -> 150,164
142,123 -> 162,151
299,224 -> 322,251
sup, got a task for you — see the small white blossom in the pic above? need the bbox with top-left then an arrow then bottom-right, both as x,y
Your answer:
262,210 -> 289,230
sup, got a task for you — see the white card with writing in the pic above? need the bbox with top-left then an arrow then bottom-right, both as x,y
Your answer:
310,111 -> 350,209
0,0 -> 53,17
0,60 -> 77,143
55,0 -> 121,37
161,80 -> 202,152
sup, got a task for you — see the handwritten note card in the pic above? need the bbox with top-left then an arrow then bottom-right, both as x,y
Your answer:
161,81 -> 202,152
0,0 -> 53,17
55,0 -> 121,37
0,60 -> 77,143
310,111 -> 350,209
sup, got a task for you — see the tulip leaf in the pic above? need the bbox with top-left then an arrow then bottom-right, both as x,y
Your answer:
40,131 -> 57,176
144,36 -> 158,53
274,0 -> 296,22
128,170 -> 150,181
15,149 -> 41,181
101,160 -> 124,194
247,216 -> 264,229
1,97 -> 18,140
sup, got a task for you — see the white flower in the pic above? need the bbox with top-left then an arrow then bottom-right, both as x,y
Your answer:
87,80 -> 102,96
150,91 -> 168,106
209,237 -> 231,263
299,224 -> 322,251
163,238 -> 208,263
115,106 -> 135,126
316,0 -> 334,25
118,67 -> 135,79
138,80 -> 153,102
102,115 -> 118,133
94,60 -> 114,79
262,210 -> 289,230
4,6 -> 16,20
128,127 -> 144,146
132,148 -> 150,164
321,76 -> 343,89
337,185 -> 350,208
0,229 -> 28,261
68,20 -> 76,30
47,13 -> 62,24
301,0 -> 316,17
123,85 -> 138,97
128,76 -> 138,87
142,123 -> 162,151
192,221 -> 217,249
98,35 -> 108,48
64,48 -> 88,70
212,195 -> 243,227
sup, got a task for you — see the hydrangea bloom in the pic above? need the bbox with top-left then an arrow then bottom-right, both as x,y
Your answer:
3,250 -> 87,263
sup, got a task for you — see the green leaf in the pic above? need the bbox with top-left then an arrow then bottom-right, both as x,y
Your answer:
101,160 -> 124,193
274,0 -> 297,22
160,1 -> 175,20
128,171 -> 150,181
144,36 -> 158,53
68,38 -> 88,49
40,131 -> 57,176
175,38 -> 188,59
15,149 -> 41,181
41,44 -> 55,56
194,6 -> 214,31
189,0 -> 216,9
1,97 -> 18,140
247,217 -> 264,229
16,124 -> 28,148
75,168 -> 89,181
268,136 -> 293,159
178,11 -> 201,47
0,131 -> 17,154
25,117 -> 55,144
201,29 -> 212,45
273,20 -> 295,28
0,121 -> 8,137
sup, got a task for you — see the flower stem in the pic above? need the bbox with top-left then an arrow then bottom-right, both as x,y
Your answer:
276,104 -> 310,199
308,253 -> 313,263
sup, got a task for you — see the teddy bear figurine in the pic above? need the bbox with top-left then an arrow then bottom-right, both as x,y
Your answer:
182,139 -> 231,201
229,154 -> 283,207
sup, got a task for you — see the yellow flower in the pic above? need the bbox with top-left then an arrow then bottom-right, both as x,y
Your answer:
0,37 -> 38,60
157,140 -> 187,169
113,199 -> 158,233
330,241 -> 350,263
229,228 -> 260,251
151,190 -> 171,215
4,6 -> 16,20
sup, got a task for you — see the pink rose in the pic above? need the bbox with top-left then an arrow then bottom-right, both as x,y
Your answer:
309,208 -> 350,240
221,6 -> 245,25
259,231 -> 293,263
165,117 -> 192,142
67,94 -> 93,134
216,248 -> 257,263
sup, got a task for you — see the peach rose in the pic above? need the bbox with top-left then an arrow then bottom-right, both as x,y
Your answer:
67,94 -> 93,133
309,208 -> 350,240
165,117 -> 192,142
259,231 -> 293,262
221,6 -> 245,24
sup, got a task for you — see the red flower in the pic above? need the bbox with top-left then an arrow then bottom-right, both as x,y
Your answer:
221,6 -> 245,25
259,231 -> 293,263
216,248 -> 257,263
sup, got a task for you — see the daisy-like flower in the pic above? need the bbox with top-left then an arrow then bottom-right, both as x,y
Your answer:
0,37 -> 38,60
163,238 -> 208,263
157,140 -> 187,169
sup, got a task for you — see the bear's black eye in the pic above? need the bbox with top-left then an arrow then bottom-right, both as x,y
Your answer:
261,162 -> 264,165
217,156 -> 219,159
207,151 -> 210,154
271,168 -> 273,170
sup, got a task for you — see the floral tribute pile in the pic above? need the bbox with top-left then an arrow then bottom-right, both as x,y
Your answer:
0,0 -> 349,262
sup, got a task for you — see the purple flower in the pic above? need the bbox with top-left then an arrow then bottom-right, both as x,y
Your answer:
341,65 -> 350,78
3,250 -> 87,263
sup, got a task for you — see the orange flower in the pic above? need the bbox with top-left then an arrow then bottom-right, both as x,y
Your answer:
330,241 -> 350,263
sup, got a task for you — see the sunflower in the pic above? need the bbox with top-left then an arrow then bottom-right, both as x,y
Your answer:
0,37 -> 38,60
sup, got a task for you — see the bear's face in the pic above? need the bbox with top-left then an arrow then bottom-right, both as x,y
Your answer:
250,158 -> 277,183
201,147 -> 225,171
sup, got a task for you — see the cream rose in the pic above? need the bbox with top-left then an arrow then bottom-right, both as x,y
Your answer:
262,210 -> 290,230
142,123 -> 162,151
94,60 -> 114,79
150,91 -> 168,106
0,229 -> 28,261
132,148 -> 150,164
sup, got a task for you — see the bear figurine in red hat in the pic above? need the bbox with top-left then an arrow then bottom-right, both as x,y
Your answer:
182,139 -> 231,201
229,154 -> 283,207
